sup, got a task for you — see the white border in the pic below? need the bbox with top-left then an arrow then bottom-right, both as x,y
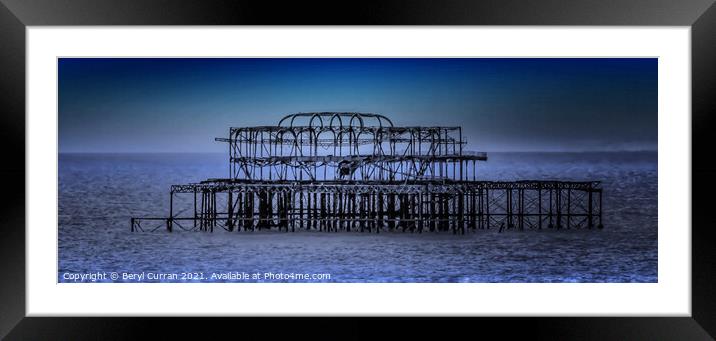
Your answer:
27,27 -> 690,316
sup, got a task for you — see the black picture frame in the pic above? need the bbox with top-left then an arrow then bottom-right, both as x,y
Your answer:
1,0 -> 714,339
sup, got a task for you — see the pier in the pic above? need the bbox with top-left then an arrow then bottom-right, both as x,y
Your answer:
131,112 -> 603,233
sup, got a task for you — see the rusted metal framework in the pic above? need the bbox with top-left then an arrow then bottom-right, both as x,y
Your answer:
131,112 -> 603,233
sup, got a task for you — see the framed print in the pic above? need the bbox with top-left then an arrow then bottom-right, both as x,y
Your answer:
1,0 -> 715,339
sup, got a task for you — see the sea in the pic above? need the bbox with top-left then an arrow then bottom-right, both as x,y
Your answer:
58,152 -> 657,283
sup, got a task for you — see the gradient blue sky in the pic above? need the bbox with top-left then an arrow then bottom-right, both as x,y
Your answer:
59,58 -> 657,153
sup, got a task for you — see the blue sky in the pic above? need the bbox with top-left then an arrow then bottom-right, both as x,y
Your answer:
59,58 -> 657,153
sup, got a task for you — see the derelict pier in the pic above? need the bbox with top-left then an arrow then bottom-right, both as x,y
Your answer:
131,112 -> 603,233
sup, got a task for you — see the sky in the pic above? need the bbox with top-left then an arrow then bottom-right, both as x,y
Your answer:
58,58 -> 657,153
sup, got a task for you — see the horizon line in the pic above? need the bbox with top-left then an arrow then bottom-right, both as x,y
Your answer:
58,149 -> 658,154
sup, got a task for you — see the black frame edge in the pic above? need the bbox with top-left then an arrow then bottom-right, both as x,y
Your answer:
691,0 -> 716,338
0,0 -> 25,340
0,0 -> 715,25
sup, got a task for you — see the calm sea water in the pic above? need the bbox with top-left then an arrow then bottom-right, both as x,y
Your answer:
58,152 -> 657,283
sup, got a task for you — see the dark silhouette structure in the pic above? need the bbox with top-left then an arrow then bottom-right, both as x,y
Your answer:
131,112 -> 603,233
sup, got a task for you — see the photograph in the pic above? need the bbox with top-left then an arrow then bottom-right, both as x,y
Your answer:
2,0 -> 713,338
58,57 -> 658,283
